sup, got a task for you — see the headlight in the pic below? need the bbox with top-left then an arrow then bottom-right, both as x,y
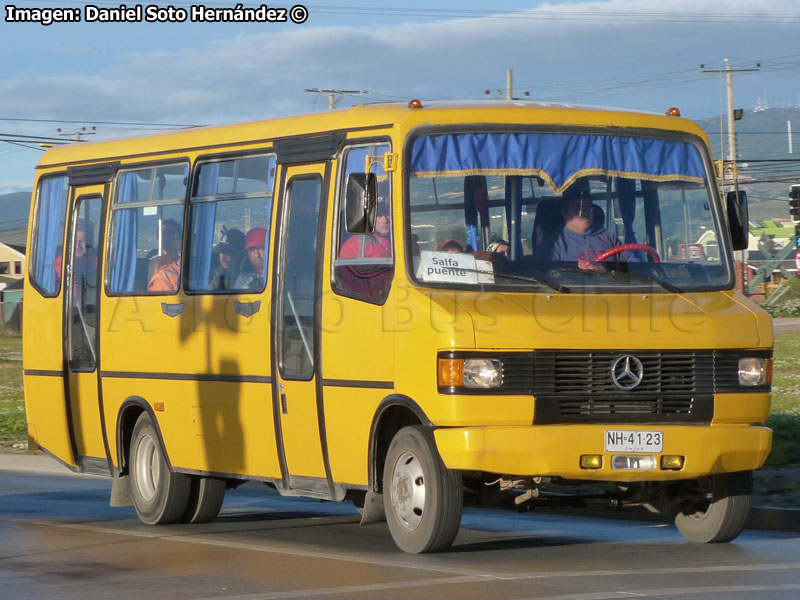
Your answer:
463,359 -> 503,389
437,357 -> 504,389
738,357 -> 771,386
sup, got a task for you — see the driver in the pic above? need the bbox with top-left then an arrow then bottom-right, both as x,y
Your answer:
536,183 -> 638,268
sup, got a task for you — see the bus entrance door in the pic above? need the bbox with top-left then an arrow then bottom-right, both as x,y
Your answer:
64,190 -> 108,471
273,165 -> 330,493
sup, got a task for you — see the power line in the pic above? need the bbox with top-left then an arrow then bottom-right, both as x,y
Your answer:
0,117 -> 198,129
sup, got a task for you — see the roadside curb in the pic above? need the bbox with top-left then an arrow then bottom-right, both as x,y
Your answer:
747,506 -> 800,533
2,453 -> 798,532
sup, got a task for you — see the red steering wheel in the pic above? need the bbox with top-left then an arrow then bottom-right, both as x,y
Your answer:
593,243 -> 660,263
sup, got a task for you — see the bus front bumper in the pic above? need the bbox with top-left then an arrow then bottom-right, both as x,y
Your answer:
433,424 -> 772,481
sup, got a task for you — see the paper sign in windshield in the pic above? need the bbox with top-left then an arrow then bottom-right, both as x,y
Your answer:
416,251 -> 493,284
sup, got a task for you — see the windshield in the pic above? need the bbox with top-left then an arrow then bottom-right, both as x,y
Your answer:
407,131 -> 730,292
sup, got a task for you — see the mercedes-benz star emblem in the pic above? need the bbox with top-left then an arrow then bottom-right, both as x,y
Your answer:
611,355 -> 644,390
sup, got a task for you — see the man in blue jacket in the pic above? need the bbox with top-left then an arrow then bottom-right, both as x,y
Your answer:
536,184 -> 637,269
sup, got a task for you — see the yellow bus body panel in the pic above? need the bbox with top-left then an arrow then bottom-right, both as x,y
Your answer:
23,374 -> 75,466
101,377 -> 280,477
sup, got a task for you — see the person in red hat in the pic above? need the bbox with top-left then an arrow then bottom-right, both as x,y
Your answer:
234,226 -> 267,289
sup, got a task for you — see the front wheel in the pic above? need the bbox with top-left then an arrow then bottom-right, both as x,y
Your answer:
383,426 -> 462,553
674,471 -> 752,543
129,413 -> 191,525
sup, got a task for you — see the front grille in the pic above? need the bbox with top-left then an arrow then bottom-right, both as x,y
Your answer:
523,350 -> 768,424
534,351 -> 714,396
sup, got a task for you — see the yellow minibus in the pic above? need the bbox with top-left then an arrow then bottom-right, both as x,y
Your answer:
24,101 -> 772,552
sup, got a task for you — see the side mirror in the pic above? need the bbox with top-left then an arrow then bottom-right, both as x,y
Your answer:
345,172 -> 377,234
726,190 -> 749,251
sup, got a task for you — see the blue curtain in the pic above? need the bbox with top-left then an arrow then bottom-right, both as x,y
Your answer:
109,173 -> 138,293
33,176 -> 68,295
410,133 -> 707,191
188,164 -> 219,290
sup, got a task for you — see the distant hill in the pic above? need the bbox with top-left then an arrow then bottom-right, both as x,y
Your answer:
0,191 -> 31,232
695,108 -> 800,220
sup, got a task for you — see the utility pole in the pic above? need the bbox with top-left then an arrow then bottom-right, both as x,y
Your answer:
485,69 -> 530,101
304,88 -> 370,110
701,58 -> 759,296
700,58 -> 760,189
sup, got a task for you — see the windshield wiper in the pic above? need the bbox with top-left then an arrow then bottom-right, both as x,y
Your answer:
562,268 -> 682,293
494,271 -> 570,293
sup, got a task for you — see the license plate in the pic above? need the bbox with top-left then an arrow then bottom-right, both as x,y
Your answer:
605,430 -> 663,453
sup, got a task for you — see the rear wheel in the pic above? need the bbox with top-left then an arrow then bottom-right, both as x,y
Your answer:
383,426 -> 462,553
182,476 -> 226,524
674,471 -> 752,543
129,413 -> 190,525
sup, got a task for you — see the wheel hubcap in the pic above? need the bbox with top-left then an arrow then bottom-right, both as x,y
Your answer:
390,450 -> 425,531
134,433 -> 160,502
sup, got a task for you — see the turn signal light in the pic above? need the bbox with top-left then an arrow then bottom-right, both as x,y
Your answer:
438,358 -> 464,387
661,455 -> 684,470
580,455 -> 603,469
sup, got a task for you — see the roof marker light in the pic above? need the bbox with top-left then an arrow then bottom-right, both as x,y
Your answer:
666,107 -> 681,117
408,99 -> 423,109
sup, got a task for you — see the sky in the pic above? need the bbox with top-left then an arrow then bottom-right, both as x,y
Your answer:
2,0 -> 800,192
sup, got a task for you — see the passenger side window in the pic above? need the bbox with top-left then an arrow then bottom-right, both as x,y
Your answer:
30,175 -> 69,297
186,154 -> 276,293
333,144 -> 393,303
107,164 -> 188,295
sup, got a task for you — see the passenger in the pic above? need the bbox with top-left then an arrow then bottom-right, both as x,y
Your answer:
535,184 -> 637,269
210,227 -> 245,290
338,204 -> 392,298
55,221 -> 98,303
438,239 -> 464,253
234,226 -> 267,290
340,204 -> 392,259
486,238 -> 510,257
148,219 -> 182,292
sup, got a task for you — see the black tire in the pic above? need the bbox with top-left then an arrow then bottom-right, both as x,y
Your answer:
674,471 -> 752,543
129,413 -> 191,525
382,426 -> 462,553
182,476 -> 226,524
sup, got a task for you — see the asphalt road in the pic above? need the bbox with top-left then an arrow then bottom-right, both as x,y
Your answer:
2,466 -> 800,600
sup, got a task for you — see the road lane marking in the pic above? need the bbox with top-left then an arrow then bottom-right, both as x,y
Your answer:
191,575 -> 486,600
493,562 -> 800,580
515,583 -> 800,599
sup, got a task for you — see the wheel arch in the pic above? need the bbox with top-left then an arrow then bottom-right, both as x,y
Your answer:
367,394 -> 431,492
116,397 -> 173,476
